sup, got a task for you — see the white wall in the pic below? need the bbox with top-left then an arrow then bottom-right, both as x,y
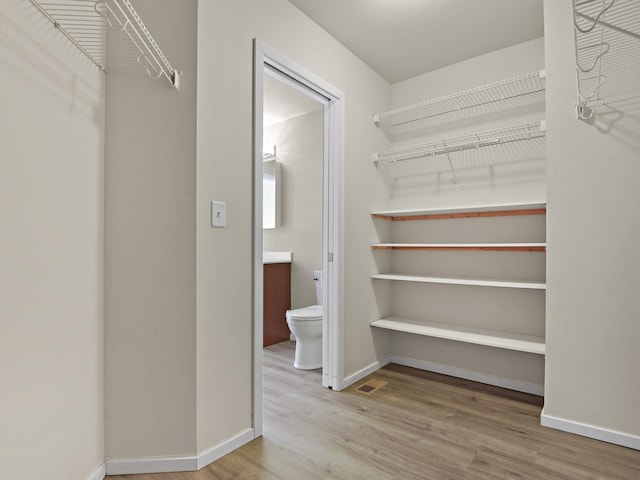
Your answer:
104,0 -> 198,460
264,110 -> 323,308
0,1 -> 105,479
196,0 -> 390,451
543,0 -> 640,444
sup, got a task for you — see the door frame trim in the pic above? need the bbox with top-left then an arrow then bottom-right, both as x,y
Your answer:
252,39 -> 345,437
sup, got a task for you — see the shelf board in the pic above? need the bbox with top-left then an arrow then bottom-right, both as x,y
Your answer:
371,316 -> 545,355
371,273 -> 546,290
372,243 -> 546,252
372,202 -> 546,221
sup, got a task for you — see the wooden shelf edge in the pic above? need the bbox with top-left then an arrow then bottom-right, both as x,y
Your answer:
372,243 -> 546,252
372,208 -> 546,222
371,317 -> 545,355
371,202 -> 546,221
371,273 -> 546,290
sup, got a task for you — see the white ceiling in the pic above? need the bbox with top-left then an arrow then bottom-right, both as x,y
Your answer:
287,0 -> 544,84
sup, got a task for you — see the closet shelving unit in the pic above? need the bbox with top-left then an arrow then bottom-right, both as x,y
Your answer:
370,67 -> 547,390
370,202 -> 547,357
27,0 -> 181,89
573,0 -> 640,120
373,70 -> 546,134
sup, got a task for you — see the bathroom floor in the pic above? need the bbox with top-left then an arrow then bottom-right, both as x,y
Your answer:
109,340 -> 640,479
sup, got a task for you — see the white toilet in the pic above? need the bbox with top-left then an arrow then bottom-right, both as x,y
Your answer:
286,271 -> 323,370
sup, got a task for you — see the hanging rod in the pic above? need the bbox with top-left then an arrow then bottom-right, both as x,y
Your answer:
373,70 -> 546,131
372,122 -> 546,165
27,0 -> 181,89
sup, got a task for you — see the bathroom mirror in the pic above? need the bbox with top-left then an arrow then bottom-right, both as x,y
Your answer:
263,159 -> 280,229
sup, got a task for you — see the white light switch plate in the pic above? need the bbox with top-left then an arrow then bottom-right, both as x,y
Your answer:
211,201 -> 226,228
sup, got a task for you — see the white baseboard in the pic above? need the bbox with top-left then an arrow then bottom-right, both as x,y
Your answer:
391,355 -> 544,396
337,356 -> 392,391
541,409 -> 640,451
197,427 -> 255,469
105,428 -> 256,476
106,455 -> 198,476
87,462 -> 106,480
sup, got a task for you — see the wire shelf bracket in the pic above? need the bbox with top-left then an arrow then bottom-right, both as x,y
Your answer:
27,0 -> 181,89
373,70 -> 546,133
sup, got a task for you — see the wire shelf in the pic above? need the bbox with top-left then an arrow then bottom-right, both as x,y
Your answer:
373,122 -> 546,164
27,0 -> 180,88
573,0 -> 640,120
373,70 -> 546,133
372,122 -> 546,194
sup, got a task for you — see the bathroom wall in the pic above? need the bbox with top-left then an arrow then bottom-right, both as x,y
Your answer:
0,1 -> 105,479
542,0 -> 640,446
264,109 -> 324,309
377,38 -> 547,392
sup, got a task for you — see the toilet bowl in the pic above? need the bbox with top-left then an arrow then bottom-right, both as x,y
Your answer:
286,271 -> 323,370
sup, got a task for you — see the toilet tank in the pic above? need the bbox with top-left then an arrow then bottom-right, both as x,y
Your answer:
313,271 -> 323,305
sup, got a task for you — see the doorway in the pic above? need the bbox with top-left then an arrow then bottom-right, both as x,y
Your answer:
252,40 -> 345,437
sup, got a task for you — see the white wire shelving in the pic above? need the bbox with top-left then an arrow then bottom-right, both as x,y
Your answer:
372,121 -> 546,193
373,70 -> 546,134
573,0 -> 640,120
27,0 -> 181,89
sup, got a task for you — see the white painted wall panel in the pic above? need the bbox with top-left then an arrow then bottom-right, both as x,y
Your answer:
0,1 -> 105,478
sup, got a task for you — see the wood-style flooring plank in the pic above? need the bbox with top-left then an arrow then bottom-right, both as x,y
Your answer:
108,341 -> 640,480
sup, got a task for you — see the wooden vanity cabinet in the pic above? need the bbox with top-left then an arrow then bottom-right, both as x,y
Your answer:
263,262 -> 291,347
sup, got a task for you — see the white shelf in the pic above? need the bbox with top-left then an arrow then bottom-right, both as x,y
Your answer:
27,0 -> 181,88
371,202 -> 546,219
373,122 -> 546,165
371,243 -> 546,252
372,121 -> 546,193
371,316 -> 545,355
373,70 -> 545,132
371,273 -> 546,290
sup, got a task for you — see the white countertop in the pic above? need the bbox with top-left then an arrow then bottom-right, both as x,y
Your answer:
263,251 -> 292,264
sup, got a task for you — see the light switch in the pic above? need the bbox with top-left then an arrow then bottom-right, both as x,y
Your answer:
211,201 -> 226,228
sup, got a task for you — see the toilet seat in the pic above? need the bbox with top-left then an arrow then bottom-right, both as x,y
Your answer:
286,304 -> 322,322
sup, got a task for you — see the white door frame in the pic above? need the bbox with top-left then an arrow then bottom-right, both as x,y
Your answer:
252,39 -> 345,437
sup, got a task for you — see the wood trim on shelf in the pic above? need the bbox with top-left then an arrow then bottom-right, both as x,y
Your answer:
371,317 -> 545,355
371,243 -> 546,252
371,273 -> 546,290
372,208 -> 546,222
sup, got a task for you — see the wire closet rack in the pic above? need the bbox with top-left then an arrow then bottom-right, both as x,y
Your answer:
573,0 -> 640,120
373,70 -> 546,134
372,121 -> 546,193
27,0 -> 180,89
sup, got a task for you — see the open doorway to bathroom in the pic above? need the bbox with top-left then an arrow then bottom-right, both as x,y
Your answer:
253,41 -> 345,437
262,71 -> 324,357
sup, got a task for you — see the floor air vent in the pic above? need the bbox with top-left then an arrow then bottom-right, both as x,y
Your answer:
355,378 -> 388,395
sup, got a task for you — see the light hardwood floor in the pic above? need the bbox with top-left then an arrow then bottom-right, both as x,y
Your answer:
109,341 -> 640,479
